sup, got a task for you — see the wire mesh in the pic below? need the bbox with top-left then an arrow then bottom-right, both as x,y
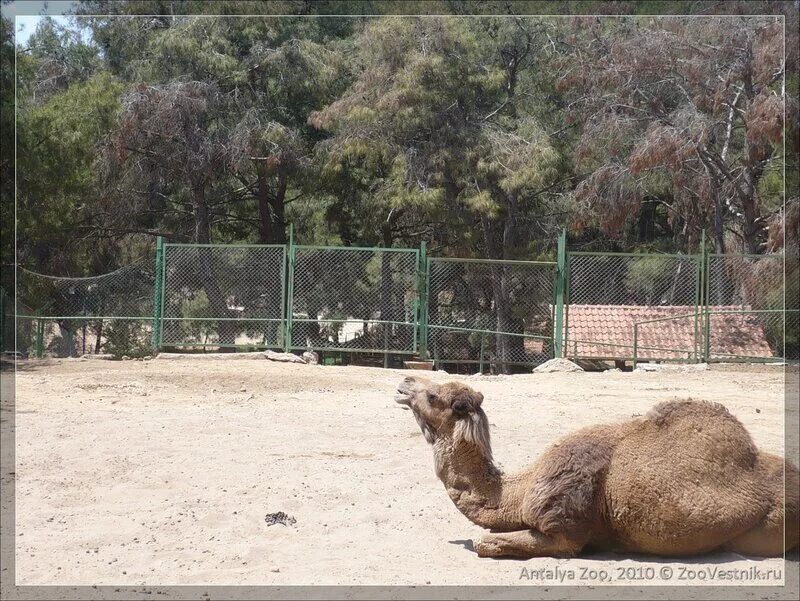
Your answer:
161,245 -> 286,348
705,310 -> 796,362
426,259 -> 556,368
705,255 -> 787,361
15,260 -> 156,357
633,312 -> 701,364
289,247 -> 418,353
565,253 -> 701,361
707,255 -> 784,309
27,318 -> 153,358
18,261 -> 155,319
8,240 -> 790,365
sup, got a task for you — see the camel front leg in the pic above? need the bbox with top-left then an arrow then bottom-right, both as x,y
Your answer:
474,529 -> 585,558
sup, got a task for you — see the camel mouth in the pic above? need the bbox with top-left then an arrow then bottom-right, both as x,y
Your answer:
395,378 -> 417,405
395,388 -> 412,406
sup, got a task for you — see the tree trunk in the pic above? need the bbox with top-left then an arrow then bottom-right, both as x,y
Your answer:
255,164 -> 288,245
713,193 -> 726,254
379,209 -> 404,361
256,163 -> 275,244
192,183 -> 236,350
94,320 -> 103,354
740,51 -> 763,255
481,214 -> 513,374
740,151 -> 764,254
271,171 -> 288,245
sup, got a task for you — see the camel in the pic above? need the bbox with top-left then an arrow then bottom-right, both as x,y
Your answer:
395,376 -> 799,559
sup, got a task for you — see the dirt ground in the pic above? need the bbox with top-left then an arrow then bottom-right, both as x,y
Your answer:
4,356 -> 797,589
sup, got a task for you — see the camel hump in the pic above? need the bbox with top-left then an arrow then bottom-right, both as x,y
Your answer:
645,398 -> 733,425
643,398 -> 758,468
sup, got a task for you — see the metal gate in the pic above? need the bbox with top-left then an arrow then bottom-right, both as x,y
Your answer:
425,258 -> 557,371
159,243 -> 286,349
286,246 -> 420,355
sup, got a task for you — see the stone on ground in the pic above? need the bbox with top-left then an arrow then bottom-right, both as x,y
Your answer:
302,351 -> 319,365
533,358 -> 584,373
264,350 -> 307,364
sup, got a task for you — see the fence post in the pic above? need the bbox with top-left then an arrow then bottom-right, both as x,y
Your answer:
479,331 -> 486,374
553,229 -> 567,358
702,231 -> 711,363
35,314 -> 44,358
633,323 -> 638,370
418,241 -> 428,360
383,326 -> 389,369
151,236 -> 164,353
284,226 -> 295,353
694,230 -> 705,363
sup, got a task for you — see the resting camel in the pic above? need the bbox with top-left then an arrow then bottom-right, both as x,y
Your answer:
395,376 -> 799,559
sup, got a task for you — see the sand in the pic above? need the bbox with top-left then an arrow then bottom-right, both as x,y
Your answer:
6,358 -> 797,588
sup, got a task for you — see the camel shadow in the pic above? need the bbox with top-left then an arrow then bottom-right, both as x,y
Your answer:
448,539 -> 475,552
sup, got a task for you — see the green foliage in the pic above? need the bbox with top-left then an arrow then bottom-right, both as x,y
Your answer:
8,7 -> 793,285
102,320 -> 153,358
17,71 -> 125,272
0,16 -> 15,280
624,257 -> 679,304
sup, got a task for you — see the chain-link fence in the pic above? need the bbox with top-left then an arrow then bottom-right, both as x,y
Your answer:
288,246 -> 419,355
14,260 -> 155,358
161,244 -> 286,349
705,255 -> 792,361
7,235 -> 792,366
426,258 -> 556,371
565,253 -> 702,361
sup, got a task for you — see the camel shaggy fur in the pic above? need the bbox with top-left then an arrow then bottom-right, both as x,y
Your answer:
395,376 -> 799,559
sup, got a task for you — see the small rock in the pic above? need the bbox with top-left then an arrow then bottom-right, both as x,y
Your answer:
533,358 -> 584,373
239,386 -> 246,392
264,350 -> 306,364
755,408 -> 761,413
264,511 -> 296,526
270,567 -> 280,573
121,356 -> 130,361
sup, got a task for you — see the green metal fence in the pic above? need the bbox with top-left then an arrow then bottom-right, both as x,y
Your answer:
9,231 -> 794,366
426,257 -> 557,371
159,243 -> 286,350
564,251 -> 703,362
703,254 -> 792,362
14,259 -> 155,358
629,253 -> 792,365
287,245 -> 420,357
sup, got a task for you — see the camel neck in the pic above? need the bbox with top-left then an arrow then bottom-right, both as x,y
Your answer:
432,436 -> 526,532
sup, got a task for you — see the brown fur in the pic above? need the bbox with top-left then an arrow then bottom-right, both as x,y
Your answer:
395,377 -> 800,559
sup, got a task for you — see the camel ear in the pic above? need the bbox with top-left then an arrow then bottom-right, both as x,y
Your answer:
452,399 -> 471,415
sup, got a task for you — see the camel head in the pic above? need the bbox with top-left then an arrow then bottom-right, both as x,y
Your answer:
395,376 -> 491,453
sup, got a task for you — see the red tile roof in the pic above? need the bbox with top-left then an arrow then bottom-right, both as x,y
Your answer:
564,305 -> 773,361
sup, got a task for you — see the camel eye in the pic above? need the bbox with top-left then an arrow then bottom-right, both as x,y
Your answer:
426,391 -> 436,405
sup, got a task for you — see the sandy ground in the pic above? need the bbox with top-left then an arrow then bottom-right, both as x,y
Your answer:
4,356 -> 798,590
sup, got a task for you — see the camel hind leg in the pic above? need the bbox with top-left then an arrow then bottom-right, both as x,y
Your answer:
474,529 -> 586,558
723,454 -> 799,557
